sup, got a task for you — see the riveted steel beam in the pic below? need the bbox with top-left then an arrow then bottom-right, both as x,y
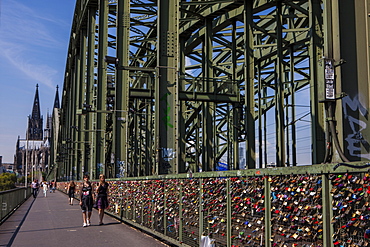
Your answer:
54,0 -> 369,182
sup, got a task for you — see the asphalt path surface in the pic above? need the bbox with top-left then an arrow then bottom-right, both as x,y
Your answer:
0,189 -> 170,247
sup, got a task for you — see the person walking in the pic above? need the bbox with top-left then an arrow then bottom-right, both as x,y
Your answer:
49,180 -> 54,193
50,180 -> 56,192
41,180 -> 48,197
67,180 -> 76,205
79,174 -> 94,227
96,174 -> 109,225
31,179 -> 39,198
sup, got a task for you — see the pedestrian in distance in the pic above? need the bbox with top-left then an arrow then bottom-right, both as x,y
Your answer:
67,180 -> 76,205
41,180 -> 48,197
79,174 -> 94,227
31,179 -> 39,198
96,174 -> 109,225
49,180 -> 53,193
51,180 -> 56,192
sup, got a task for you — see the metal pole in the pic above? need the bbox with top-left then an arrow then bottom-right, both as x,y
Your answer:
156,0 -> 179,174
96,0 -> 108,178
31,148 -> 34,182
244,0 -> 256,169
258,64 -> 263,168
78,28 -> 87,180
275,1 -> 286,167
115,0 -> 130,178
25,131 -> 28,198
86,6 -> 97,179
202,17 -> 214,172
310,0 -> 326,164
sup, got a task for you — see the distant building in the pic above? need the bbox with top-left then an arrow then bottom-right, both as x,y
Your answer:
14,85 -> 59,177
0,157 -> 13,174
239,146 -> 246,169
2,163 -> 15,173
0,156 -> 4,173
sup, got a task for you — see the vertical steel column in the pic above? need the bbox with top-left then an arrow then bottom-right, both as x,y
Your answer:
196,115 -> 200,171
202,17 -> 214,172
330,0 -> 342,161
96,0 -> 108,178
275,1 -> 286,167
264,88 -> 267,166
285,91 -> 290,166
231,20 -> 239,170
86,6 -> 97,179
156,0 -> 179,174
289,47 -> 297,166
179,38 -> 187,174
145,102 -> 153,175
115,0 -> 130,178
73,47 -> 81,180
69,62 -> 77,180
244,0 -> 256,169
335,0 -> 370,161
59,109 -> 66,180
258,64 -> 263,167
131,112 -> 138,176
52,107 -> 60,181
227,106 -> 232,168
309,0 -> 326,164
367,0 -> 370,104
66,72 -> 74,180
77,29 -> 87,180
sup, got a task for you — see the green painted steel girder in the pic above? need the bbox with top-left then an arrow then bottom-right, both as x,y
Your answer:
52,0 -> 370,183
156,0 -> 180,174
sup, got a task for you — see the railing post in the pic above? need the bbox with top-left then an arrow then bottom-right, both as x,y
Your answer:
226,178 -> 232,247
264,176 -> 272,247
322,174 -> 334,247
199,178 -> 204,245
179,180 -> 183,243
164,181 -> 167,235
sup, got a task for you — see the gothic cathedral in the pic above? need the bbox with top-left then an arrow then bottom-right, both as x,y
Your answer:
15,85 -> 60,178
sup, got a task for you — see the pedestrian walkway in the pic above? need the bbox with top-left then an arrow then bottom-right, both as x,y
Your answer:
0,190 -> 170,247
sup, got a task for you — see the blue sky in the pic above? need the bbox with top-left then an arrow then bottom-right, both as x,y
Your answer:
0,0 -> 75,163
0,1 -> 313,166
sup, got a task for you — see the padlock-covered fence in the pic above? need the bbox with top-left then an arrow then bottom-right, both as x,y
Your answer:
57,162 -> 370,247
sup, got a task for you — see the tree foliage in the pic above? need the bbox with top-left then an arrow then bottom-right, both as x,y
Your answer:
0,173 -> 17,191
17,175 -> 32,185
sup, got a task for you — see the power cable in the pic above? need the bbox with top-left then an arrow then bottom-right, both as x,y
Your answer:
325,101 -> 349,162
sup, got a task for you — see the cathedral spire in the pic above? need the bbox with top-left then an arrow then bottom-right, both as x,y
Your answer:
27,84 -> 43,140
31,84 -> 41,119
53,85 -> 60,109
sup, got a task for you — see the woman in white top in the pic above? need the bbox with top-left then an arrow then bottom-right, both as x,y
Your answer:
42,181 -> 48,197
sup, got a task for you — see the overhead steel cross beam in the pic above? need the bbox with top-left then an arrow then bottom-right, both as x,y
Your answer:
58,0 -> 368,180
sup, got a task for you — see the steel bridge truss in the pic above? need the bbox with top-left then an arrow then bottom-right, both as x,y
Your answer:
55,0 -> 351,179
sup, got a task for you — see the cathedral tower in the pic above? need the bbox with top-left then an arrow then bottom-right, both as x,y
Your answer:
53,85 -> 60,109
27,84 -> 43,140
44,86 -> 60,140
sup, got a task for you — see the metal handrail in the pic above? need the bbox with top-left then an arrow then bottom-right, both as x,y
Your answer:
0,187 -> 32,225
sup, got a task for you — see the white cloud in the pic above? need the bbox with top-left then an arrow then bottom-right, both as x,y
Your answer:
0,40 -> 58,89
0,1 -> 64,89
0,1 -> 64,48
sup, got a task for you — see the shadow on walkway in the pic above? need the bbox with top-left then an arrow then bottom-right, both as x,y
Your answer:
0,190 -> 170,247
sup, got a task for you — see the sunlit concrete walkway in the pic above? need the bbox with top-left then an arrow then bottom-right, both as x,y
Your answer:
0,190 -> 170,247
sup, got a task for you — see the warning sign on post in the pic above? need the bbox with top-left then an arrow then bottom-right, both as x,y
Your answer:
324,59 -> 335,100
